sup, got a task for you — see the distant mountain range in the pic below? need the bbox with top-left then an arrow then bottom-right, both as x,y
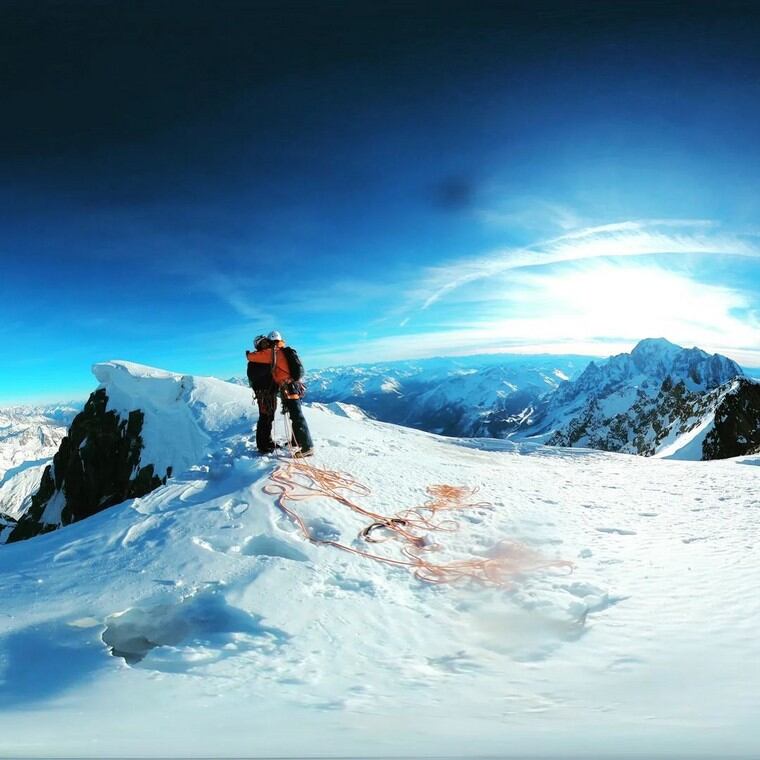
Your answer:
1,340 -> 758,539
305,353 -> 593,437
305,339 -> 759,461
526,338 -> 751,458
0,403 -> 78,530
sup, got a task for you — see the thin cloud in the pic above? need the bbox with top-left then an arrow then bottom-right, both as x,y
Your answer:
414,219 -> 760,311
477,198 -> 583,232
320,258 -> 760,369
203,273 -> 273,322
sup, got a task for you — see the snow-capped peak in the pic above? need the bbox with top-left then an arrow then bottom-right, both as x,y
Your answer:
525,339 -> 749,458
628,338 -> 741,390
629,336 -> 682,369
92,360 -> 256,477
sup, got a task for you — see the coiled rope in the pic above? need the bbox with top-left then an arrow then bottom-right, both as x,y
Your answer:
263,410 -> 573,586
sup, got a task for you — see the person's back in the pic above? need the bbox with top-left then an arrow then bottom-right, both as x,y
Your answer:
246,337 -> 276,392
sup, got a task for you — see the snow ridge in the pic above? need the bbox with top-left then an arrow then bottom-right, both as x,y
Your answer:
1,359 -> 760,758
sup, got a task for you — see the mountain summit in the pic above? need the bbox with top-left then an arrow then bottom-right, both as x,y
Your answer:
629,337 -> 742,389
525,338 -> 749,458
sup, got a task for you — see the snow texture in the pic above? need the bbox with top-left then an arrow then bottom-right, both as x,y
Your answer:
0,360 -> 759,758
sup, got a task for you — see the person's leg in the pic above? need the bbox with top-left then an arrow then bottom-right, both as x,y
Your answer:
283,397 -> 313,452
254,390 -> 277,452
256,415 -> 274,452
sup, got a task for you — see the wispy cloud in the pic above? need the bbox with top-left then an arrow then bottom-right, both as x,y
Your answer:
203,273 -> 273,322
313,219 -> 760,369
477,198 -> 583,232
413,219 -> 759,312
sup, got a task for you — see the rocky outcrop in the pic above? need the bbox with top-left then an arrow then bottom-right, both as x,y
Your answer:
527,339 -> 746,458
703,378 -> 760,459
547,378 -> 727,456
7,389 -> 170,543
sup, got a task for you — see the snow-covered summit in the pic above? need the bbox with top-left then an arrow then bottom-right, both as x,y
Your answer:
550,338 -> 741,411
628,336 -> 683,370
1,359 -> 759,757
92,360 -> 257,476
521,338 -> 747,458
6,361 -> 259,542
629,337 -> 742,389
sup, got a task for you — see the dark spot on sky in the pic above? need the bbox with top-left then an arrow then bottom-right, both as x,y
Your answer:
431,176 -> 476,212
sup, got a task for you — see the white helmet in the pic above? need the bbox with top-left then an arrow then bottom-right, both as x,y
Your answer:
267,330 -> 282,342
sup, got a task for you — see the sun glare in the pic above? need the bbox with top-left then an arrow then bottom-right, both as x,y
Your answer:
469,260 -> 759,361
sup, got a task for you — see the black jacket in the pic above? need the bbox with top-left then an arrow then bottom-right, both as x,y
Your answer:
246,345 -> 304,390
281,346 -> 304,381
247,359 -> 276,392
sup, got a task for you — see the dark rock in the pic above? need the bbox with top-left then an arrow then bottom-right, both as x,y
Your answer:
702,379 -> 760,460
7,388 -> 169,543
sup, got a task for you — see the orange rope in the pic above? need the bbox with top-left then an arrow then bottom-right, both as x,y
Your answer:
263,410 -> 573,586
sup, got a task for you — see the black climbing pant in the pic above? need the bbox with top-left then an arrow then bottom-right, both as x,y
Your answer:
282,396 -> 313,452
253,389 -> 313,453
254,389 -> 277,452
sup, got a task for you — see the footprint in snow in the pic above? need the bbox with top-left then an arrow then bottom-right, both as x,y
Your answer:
190,533 -> 308,562
595,527 -> 637,536
240,534 -> 309,562
222,499 -> 249,518
191,536 -> 221,553
327,575 -> 376,595
306,516 -> 340,541
608,655 -> 645,671
427,650 -> 482,674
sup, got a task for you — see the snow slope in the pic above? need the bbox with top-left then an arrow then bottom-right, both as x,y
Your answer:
0,461 -> 48,520
0,404 -> 76,481
0,404 -> 78,531
1,361 -> 759,758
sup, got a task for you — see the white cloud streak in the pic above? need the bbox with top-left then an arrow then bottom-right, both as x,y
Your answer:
415,219 -> 760,311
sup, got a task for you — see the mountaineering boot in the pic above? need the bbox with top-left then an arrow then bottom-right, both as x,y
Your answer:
293,448 -> 314,459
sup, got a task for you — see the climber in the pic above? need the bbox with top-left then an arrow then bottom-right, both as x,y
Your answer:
245,331 -> 314,457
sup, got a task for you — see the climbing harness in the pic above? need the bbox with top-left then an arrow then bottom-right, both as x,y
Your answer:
263,413 -> 573,586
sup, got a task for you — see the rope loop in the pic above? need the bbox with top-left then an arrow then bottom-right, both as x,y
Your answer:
264,411 -> 573,585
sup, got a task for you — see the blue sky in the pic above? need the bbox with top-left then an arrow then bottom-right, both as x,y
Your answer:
2,1 -> 760,403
